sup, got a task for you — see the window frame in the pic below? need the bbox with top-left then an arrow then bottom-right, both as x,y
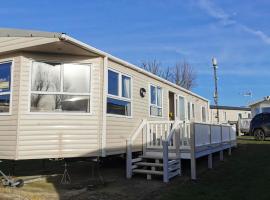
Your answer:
106,68 -> 133,118
201,106 -> 207,122
28,61 -> 92,115
0,60 -> 13,116
149,84 -> 163,118
192,103 -> 195,119
177,95 -> 186,121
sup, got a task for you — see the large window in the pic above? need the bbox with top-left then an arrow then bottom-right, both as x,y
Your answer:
0,62 -> 12,113
30,62 -> 91,113
150,85 -> 162,117
107,69 -> 131,116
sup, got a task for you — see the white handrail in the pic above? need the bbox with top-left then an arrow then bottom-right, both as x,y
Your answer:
130,119 -> 148,142
165,120 -> 181,142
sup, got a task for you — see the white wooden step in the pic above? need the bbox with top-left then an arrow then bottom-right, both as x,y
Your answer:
139,155 -> 177,160
136,162 -> 163,167
168,164 -> 180,172
168,160 -> 180,166
133,169 -> 163,175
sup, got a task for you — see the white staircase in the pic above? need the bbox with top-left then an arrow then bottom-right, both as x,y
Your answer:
131,155 -> 181,181
126,120 -> 185,183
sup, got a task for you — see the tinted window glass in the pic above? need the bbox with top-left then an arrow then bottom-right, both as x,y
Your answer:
150,85 -> 156,105
0,94 -> 10,113
107,97 -> 131,116
0,62 -> 11,93
108,70 -> 119,96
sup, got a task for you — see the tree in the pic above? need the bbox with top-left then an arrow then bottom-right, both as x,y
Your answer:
140,59 -> 196,90
172,61 -> 196,90
141,59 -> 162,76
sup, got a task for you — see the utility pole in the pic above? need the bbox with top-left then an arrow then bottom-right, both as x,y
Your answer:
212,57 -> 219,123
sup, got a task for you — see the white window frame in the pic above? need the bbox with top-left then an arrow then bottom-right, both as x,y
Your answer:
187,102 -> 192,121
107,68 -> 132,118
177,95 -> 186,121
201,106 -> 207,122
0,60 -> 13,116
149,84 -> 163,118
192,103 -> 195,119
28,61 -> 92,115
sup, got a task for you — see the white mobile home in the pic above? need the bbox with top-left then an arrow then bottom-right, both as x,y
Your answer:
0,28 -> 236,182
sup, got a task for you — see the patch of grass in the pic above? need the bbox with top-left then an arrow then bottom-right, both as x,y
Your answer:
158,136 -> 270,200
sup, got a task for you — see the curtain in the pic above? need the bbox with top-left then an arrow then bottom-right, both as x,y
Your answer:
122,75 -> 131,98
157,87 -> 162,107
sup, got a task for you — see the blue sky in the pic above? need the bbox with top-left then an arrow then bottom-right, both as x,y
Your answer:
1,0 -> 270,106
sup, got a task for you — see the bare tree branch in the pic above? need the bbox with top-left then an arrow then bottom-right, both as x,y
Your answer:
141,59 -> 163,76
141,59 -> 196,90
172,61 -> 196,90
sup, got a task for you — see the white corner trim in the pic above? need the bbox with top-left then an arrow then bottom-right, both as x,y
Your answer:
101,56 -> 108,157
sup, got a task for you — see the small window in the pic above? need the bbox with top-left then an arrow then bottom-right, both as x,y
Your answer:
201,106 -> 206,122
30,62 -> 91,113
150,85 -> 162,117
187,102 -> 191,120
0,62 -> 12,113
238,113 -> 242,119
192,103 -> 195,119
107,98 -> 131,116
224,112 -> 227,121
107,69 -> 132,116
178,96 -> 185,121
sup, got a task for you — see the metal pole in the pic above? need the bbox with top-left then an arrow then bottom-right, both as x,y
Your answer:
213,60 -> 219,123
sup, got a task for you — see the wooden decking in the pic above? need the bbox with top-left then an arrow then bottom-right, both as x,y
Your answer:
126,120 -> 237,183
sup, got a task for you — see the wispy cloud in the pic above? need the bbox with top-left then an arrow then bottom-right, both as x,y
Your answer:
197,0 -> 270,44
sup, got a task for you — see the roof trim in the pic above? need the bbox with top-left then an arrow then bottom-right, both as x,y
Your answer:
0,28 -> 209,102
210,105 -> 251,111
60,34 -> 209,102
0,28 -> 62,38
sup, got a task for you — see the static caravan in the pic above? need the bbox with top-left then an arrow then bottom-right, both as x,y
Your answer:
0,28 -> 236,182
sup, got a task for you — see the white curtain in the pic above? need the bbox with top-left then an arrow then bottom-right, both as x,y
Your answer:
122,76 -> 131,98
157,87 -> 162,107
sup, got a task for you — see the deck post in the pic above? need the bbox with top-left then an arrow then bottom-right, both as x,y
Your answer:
175,124 -> 181,176
142,125 -> 147,155
190,123 -> 196,180
126,139 -> 132,179
220,150 -> 224,161
208,154 -> 213,169
208,124 -> 213,169
162,141 -> 169,183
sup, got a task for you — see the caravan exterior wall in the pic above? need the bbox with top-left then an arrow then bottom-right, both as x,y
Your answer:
0,33 -> 210,160
106,60 -> 210,155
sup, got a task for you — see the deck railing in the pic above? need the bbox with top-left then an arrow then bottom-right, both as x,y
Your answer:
126,120 -> 237,181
